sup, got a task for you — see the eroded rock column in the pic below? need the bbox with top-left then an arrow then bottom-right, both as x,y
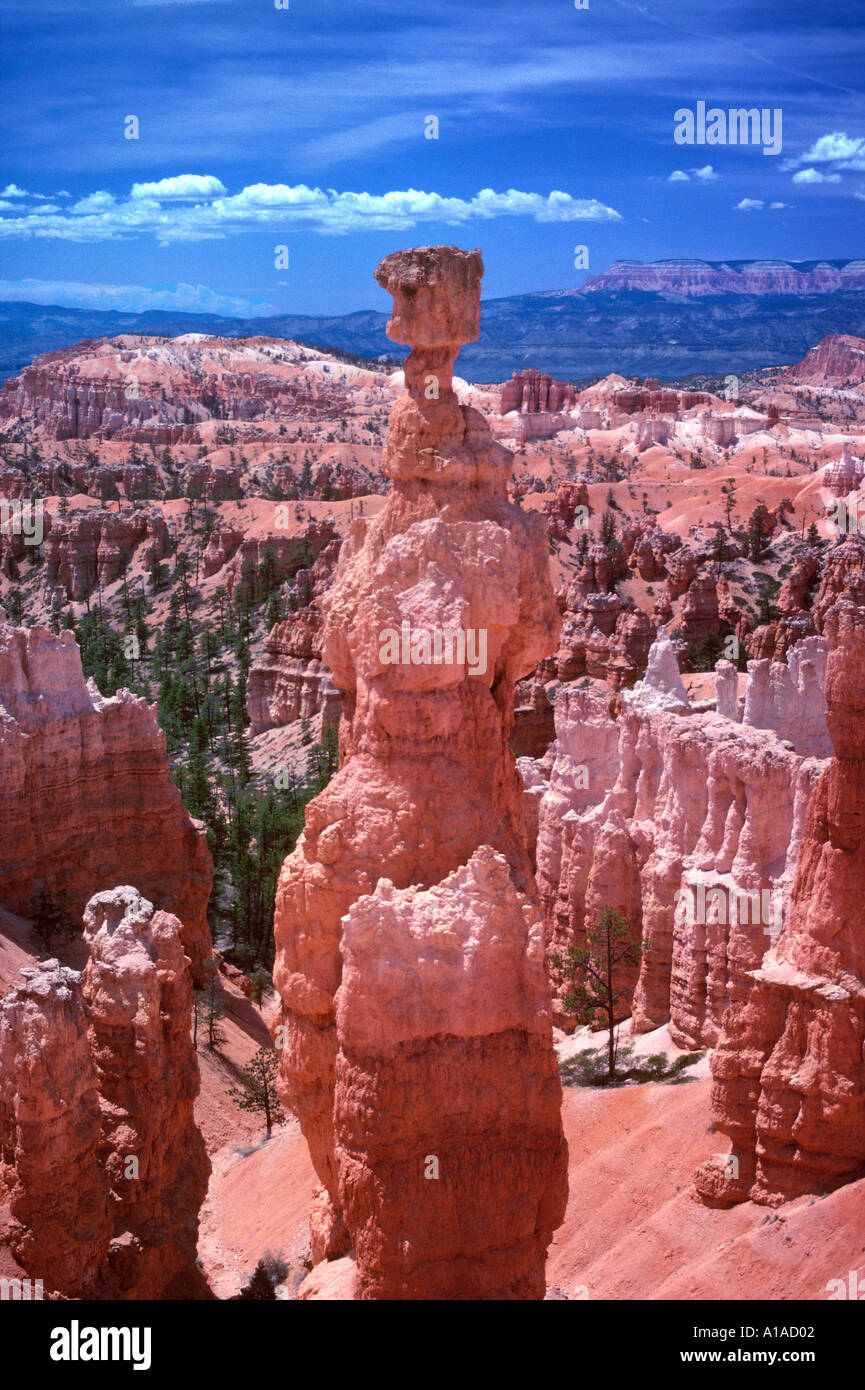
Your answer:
0,961 -> 111,1297
273,245 -> 568,1297
82,887 -> 210,1297
0,886 -> 209,1298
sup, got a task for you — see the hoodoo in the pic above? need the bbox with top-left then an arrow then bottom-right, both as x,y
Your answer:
272,245 -> 568,1299
0,887 -> 209,1298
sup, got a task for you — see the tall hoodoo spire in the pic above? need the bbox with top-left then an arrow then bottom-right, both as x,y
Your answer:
272,245 -> 567,1299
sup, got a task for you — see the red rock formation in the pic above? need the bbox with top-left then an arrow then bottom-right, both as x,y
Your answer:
201,524 -> 244,578
680,569 -> 721,643
812,537 -> 865,630
273,245 -> 567,1299
716,576 -> 751,642
334,849 -> 565,1299
823,449 -> 865,497
247,609 -> 339,735
628,523 -> 682,580
0,888 -> 209,1298
785,333 -> 865,387
605,608 -> 656,687
0,960 -> 112,1296
740,637 -> 830,758
697,598 -> 865,1206
542,480 -> 589,541
664,546 -> 699,599
554,553 -> 656,688
536,668 -> 824,1040
752,537 -> 865,662
81,887 -> 210,1297
0,625 -> 212,977
511,675 -> 556,758
0,334 -> 391,442
501,368 -> 576,414
224,518 -> 337,601
42,506 -> 169,601
247,538 -> 343,735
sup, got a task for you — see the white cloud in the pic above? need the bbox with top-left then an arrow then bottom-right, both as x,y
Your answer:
0,277 -> 272,316
769,201 -> 788,209
130,174 -> 227,200
800,132 -> 864,164
71,191 -> 117,213
1,184 -> 30,198
0,177 -> 623,244
792,167 -> 841,184
668,165 -> 717,183
735,198 -> 764,211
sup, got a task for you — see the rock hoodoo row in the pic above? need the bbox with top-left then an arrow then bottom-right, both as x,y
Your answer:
696,598 -> 865,1206
272,245 -> 568,1299
535,635 -> 827,1044
0,887 -> 209,1298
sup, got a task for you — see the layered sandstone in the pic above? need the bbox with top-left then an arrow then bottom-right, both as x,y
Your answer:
0,624 -> 212,976
823,449 -> 865,496
583,261 -> 865,299
223,518 -> 337,601
696,598 -> 865,1206
273,245 -> 567,1299
334,849 -> 565,1299
0,334 -> 391,443
785,333 -> 865,387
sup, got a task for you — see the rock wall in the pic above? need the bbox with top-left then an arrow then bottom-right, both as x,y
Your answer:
272,245 -> 567,1299
0,888 -> 208,1298
42,506 -> 170,602
536,654 -> 825,1044
696,597 -> 865,1207
246,538 -> 343,735
0,624 -> 212,977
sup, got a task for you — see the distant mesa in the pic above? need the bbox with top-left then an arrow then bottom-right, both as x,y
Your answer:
583,258 -> 865,297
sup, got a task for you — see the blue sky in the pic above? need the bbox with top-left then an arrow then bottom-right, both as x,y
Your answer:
0,0 -> 863,316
